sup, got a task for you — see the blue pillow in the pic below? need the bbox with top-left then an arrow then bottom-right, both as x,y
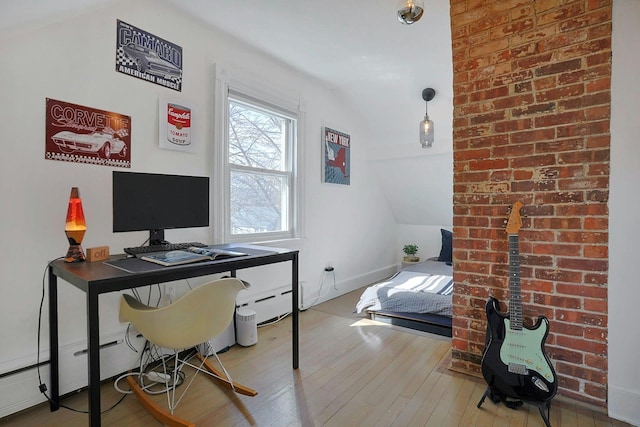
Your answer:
438,229 -> 452,263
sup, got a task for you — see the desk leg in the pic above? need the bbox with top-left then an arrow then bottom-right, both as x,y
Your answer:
48,268 -> 59,411
292,253 -> 299,369
87,289 -> 101,426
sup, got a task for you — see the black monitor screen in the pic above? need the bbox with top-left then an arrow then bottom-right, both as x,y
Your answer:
112,171 -> 210,241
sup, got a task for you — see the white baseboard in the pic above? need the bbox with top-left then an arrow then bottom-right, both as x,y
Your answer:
301,264 -> 397,309
608,385 -> 640,426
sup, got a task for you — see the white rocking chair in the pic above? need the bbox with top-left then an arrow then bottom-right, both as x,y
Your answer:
119,277 -> 257,427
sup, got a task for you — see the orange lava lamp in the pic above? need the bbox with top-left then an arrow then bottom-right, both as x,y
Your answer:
65,187 -> 87,263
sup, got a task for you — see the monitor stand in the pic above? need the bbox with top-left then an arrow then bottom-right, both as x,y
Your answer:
149,229 -> 165,246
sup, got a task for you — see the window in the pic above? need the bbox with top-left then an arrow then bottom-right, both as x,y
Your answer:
224,90 -> 299,241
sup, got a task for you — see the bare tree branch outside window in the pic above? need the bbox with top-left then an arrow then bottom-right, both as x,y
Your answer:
228,100 -> 290,234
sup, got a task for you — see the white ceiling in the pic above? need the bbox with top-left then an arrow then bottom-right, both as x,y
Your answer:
1,0 -> 453,150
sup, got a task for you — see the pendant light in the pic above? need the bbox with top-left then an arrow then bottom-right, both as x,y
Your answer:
420,88 -> 435,148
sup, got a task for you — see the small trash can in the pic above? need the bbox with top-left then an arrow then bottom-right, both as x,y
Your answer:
235,308 -> 257,346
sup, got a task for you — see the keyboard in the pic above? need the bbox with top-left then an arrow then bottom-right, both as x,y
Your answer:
124,242 -> 207,257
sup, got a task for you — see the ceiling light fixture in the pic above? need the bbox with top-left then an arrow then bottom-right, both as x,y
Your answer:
397,0 -> 424,25
420,88 -> 435,148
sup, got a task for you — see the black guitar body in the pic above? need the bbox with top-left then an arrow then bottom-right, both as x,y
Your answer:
481,297 -> 557,403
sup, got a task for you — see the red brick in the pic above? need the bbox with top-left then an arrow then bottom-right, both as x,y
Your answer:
512,102 -> 557,117
556,335 -> 606,355
584,299 -> 607,314
551,321 -> 584,337
532,242 -> 582,257
556,283 -> 607,298
469,158 -> 510,171
534,58 -> 583,77
557,39 -> 612,61
470,110 -> 507,125
535,84 -> 584,103
556,203 -> 608,216
511,153 -> 557,168
586,189 -> 609,203
557,176 -> 609,191
584,217 -> 608,230
534,293 -> 582,309
549,345 -> 584,364
585,353 -> 607,371
536,268 -> 583,284
537,3 -> 587,27
557,231 -> 608,244
492,94 -> 536,110
556,362 -> 607,383
557,119 -> 610,138
535,110 -> 585,128
556,309 -> 608,327
584,245 -> 608,258
585,105 -> 610,120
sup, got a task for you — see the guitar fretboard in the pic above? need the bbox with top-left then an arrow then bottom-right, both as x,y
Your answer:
508,234 -> 523,330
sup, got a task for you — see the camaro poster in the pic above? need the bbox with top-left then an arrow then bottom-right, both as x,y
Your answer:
45,98 -> 131,168
115,20 -> 183,92
323,127 -> 350,185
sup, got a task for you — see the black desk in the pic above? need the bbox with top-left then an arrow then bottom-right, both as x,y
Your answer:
48,244 -> 299,427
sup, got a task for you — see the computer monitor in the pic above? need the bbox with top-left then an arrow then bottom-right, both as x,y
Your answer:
112,171 -> 210,245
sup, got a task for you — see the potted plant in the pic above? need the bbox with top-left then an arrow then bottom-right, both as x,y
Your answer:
402,244 -> 419,262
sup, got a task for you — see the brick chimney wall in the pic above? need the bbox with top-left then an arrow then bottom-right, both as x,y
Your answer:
449,0 -> 612,406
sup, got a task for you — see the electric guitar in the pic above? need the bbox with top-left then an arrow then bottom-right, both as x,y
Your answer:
480,201 -> 557,403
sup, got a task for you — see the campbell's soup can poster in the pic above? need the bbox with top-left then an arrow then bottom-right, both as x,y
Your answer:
159,98 -> 195,152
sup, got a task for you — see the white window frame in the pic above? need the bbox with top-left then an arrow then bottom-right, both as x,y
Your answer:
213,65 -> 304,244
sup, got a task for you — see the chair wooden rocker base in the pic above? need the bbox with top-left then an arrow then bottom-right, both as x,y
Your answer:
125,353 -> 257,427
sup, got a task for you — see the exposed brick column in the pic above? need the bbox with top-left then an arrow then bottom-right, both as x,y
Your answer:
449,0 -> 611,406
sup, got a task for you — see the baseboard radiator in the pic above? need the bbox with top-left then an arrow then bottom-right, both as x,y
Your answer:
236,285 -> 294,325
0,331 -> 145,419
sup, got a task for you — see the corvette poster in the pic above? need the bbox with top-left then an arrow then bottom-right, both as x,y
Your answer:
45,98 -> 131,168
115,20 -> 183,92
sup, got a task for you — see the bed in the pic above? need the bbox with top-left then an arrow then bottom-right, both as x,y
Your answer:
355,229 -> 453,337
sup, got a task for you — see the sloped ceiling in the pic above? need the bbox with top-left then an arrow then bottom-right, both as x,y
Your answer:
1,0 -> 454,226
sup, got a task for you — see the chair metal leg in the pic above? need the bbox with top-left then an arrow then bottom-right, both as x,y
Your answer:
196,353 -> 258,396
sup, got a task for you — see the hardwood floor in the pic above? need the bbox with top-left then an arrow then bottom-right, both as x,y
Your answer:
2,289 -> 630,426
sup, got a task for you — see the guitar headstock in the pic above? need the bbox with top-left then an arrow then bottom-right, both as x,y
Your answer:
505,201 -> 523,235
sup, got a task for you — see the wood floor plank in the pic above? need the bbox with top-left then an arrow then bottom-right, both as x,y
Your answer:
1,291 -> 631,427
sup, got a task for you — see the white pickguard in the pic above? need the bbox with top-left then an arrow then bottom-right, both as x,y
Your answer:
500,318 -> 556,383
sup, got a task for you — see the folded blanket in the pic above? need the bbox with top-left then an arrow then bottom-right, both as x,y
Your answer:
355,268 -> 453,317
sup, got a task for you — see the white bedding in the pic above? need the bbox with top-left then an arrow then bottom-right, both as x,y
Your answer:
355,260 -> 453,317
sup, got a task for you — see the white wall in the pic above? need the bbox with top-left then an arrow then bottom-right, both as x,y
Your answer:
0,0 -> 398,408
608,0 -> 640,424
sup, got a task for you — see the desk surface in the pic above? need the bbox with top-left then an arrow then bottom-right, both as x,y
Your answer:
50,243 -> 298,294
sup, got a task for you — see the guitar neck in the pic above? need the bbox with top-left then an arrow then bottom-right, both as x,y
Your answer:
508,234 -> 523,330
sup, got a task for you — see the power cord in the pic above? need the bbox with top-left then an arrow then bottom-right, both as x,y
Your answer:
36,257 -> 127,414
307,268 -> 337,308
